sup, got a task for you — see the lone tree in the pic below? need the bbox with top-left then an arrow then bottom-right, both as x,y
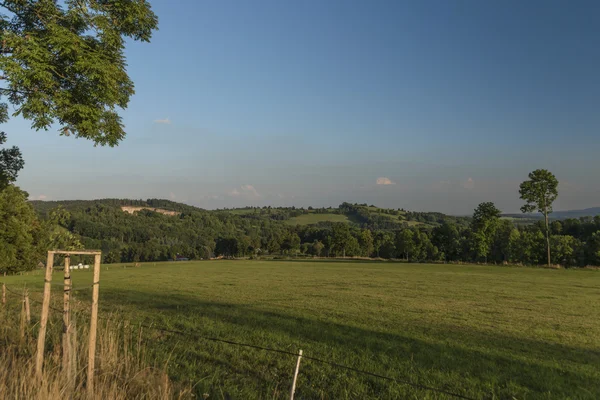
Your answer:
519,169 -> 558,267
0,0 -> 158,182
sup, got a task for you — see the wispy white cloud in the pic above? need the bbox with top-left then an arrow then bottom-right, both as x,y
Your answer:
228,185 -> 261,199
461,177 -> 475,189
241,184 -> 261,198
169,192 -> 176,200
36,194 -> 48,200
153,118 -> 171,124
376,177 -> 396,185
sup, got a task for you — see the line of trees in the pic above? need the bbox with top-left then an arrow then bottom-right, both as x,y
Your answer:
2,188 -> 600,273
1,168 -> 592,270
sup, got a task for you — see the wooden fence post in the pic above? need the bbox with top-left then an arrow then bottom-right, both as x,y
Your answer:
289,349 -> 303,400
2,282 -> 5,306
36,251 -> 54,378
70,313 -> 78,386
25,289 -> 31,324
87,253 -> 101,396
20,289 -> 26,340
63,256 -> 71,373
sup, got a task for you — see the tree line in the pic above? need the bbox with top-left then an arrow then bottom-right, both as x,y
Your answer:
0,168 -> 593,272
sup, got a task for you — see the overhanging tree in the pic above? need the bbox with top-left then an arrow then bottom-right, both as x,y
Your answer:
519,169 -> 559,267
0,0 -> 158,146
0,0 -> 157,271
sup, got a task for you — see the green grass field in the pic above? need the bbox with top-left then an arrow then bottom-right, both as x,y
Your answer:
285,213 -> 350,225
3,261 -> 599,399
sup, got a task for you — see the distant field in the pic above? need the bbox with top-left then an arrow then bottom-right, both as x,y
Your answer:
221,208 -> 256,215
4,261 -> 599,399
285,212 -> 350,225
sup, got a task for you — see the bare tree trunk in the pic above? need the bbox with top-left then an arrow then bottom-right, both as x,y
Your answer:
544,205 -> 551,267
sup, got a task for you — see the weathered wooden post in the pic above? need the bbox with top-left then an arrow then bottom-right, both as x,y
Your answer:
36,251 -> 54,377
63,256 -> 71,373
87,253 -> 101,396
24,289 -> 31,324
1,282 -> 5,306
20,288 -> 26,340
70,313 -> 78,386
289,349 -> 303,400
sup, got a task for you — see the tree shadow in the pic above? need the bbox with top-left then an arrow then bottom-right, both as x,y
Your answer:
262,258 -> 397,264
98,287 -> 599,399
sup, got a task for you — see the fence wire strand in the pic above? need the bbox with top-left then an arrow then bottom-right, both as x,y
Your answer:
2,283 -> 476,400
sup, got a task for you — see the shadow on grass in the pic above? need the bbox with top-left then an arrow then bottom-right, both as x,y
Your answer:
96,287 -> 599,399
261,258 -> 400,264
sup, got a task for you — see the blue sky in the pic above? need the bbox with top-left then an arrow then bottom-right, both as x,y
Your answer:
5,0 -> 600,214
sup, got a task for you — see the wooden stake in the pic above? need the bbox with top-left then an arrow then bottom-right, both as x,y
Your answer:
289,349 -> 303,400
63,256 -> 71,373
87,253 -> 101,396
25,289 -> 31,324
2,282 -> 5,305
70,313 -> 78,386
20,290 -> 26,340
36,251 -> 54,378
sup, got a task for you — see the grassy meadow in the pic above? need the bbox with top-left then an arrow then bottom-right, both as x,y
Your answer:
2,260 -> 599,399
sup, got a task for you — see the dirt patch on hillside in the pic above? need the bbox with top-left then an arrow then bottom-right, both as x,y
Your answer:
121,206 -> 180,216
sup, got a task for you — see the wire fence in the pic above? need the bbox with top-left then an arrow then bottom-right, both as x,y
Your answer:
1,282 -> 477,400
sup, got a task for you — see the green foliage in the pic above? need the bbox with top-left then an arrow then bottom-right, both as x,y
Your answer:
519,169 -> 559,215
585,232 -> 600,266
0,0 -> 158,145
0,131 -> 23,189
431,222 -> 460,261
0,185 -> 39,273
0,186 -> 83,273
551,235 -> 581,267
395,229 -> 415,260
373,230 -> 395,258
357,229 -> 374,257
470,202 -> 501,261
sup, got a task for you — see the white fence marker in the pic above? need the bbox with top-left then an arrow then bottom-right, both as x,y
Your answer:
289,349 -> 303,400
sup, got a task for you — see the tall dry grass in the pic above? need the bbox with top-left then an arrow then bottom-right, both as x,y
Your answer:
0,295 -> 191,399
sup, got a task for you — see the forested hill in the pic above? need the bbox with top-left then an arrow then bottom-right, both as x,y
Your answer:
27,199 -> 600,267
30,198 -> 202,216
28,199 -> 467,262
30,199 -> 470,229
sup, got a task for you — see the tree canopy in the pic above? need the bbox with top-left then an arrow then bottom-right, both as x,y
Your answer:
0,0 -> 158,146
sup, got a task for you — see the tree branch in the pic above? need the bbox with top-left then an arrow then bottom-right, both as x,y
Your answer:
0,87 -> 30,95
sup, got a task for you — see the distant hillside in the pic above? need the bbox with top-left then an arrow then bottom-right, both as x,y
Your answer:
25,198 -> 600,267
220,202 -> 470,229
30,198 -> 204,217
30,199 -> 469,230
552,207 -> 600,219
502,207 -> 600,221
